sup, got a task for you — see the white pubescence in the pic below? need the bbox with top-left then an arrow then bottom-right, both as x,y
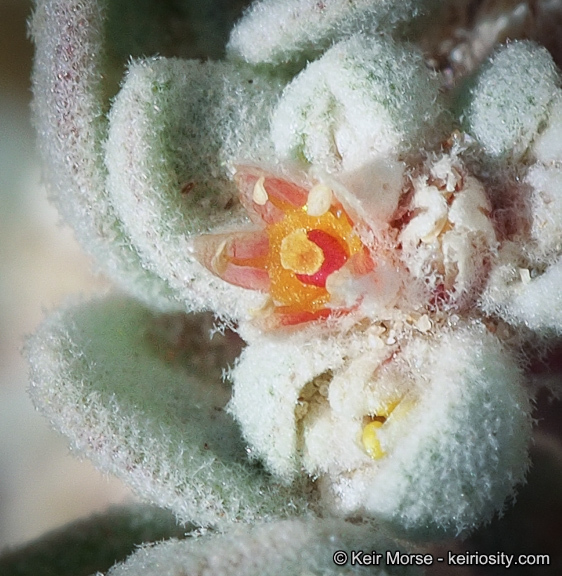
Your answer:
525,164 -> 562,258
291,314 -> 438,472
531,95 -> 562,165
525,94 -> 562,260
399,155 -> 497,305
300,350 -> 413,478
478,93 -> 562,332
322,157 -> 406,230
305,323 -> 531,539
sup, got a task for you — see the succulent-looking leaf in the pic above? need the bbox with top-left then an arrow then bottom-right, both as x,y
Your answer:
30,0 -> 181,312
317,322 -> 532,540
466,41 -> 561,161
227,0 -> 434,66
104,518 -> 424,576
271,35 -> 445,173
27,295 -> 313,527
105,56 -> 284,319
481,256 -> 562,334
232,320 -> 532,541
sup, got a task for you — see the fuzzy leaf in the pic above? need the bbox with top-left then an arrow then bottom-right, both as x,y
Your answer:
466,41 -> 561,161
229,325 -> 356,479
232,320 -> 532,540
526,164 -> 562,259
30,0 -> 182,312
227,0 -> 434,66
27,295 -> 312,527
103,518 -> 424,576
331,322 -> 532,540
105,57 -> 284,320
482,255 -> 562,334
270,35 -> 445,173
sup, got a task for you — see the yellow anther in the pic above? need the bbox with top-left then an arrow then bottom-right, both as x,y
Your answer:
252,176 -> 269,205
305,184 -> 333,216
280,229 -> 325,274
362,420 -> 386,460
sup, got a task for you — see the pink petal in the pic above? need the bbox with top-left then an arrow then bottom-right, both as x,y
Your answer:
193,231 -> 270,291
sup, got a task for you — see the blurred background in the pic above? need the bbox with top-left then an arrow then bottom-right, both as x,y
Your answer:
0,0 -> 133,549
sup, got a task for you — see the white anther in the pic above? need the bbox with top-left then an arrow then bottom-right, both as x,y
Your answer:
306,183 -> 333,216
252,176 -> 269,205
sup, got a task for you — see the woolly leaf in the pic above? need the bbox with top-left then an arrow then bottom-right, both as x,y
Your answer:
526,164 -> 562,259
327,323 -> 532,540
30,0 -> 181,312
27,295 -> 312,528
482,256 -> 562,334
105,57 -> 284,320
231,320 -> 532,540
465,41 -> 561,161
229,325 -> 355,479
271,35 -> 445,173
104,518 -> 424,576
227,0 -> 433,66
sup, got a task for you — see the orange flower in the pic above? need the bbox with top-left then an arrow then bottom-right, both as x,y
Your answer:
194,167 -> 374,327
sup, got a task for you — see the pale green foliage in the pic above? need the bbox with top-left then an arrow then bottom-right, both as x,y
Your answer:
271,35 -> 444,173
334,323 -> 531,540
23,0 -> 562,572
230,325 -> 360,479
231,321 -> 531,540
227,0 -> 429,65
105,57 -> 282,319
482,257 -> 562,333
27,295 -> 312,527
30,0 -> 180,312
526,165 -> 562,258
466,41 -> 561,160
468,43 -> 562,333
104,519 -> 424,576
532,95 -> 562,164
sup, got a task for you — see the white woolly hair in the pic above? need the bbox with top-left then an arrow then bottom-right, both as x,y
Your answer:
105,56 -> 284,320
27,295 -> 314,528
104,518 -> 424,576
466,41 -> 561,161
30,0 -> 180,312
319,322 -> 532,541
227,0 -> 431,66
231,319 -> 532,541
271,34 -> 446,173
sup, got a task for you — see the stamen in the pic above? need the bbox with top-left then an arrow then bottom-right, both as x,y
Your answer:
306,184 -> 333,216
210,239 -> 229,275
362,420 -> 385,459
361,397 -> 406,460
195,167 -> 376,326
252,176 -> 269,205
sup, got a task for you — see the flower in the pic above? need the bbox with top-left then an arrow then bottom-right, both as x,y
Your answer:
16,0 -> 562,573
